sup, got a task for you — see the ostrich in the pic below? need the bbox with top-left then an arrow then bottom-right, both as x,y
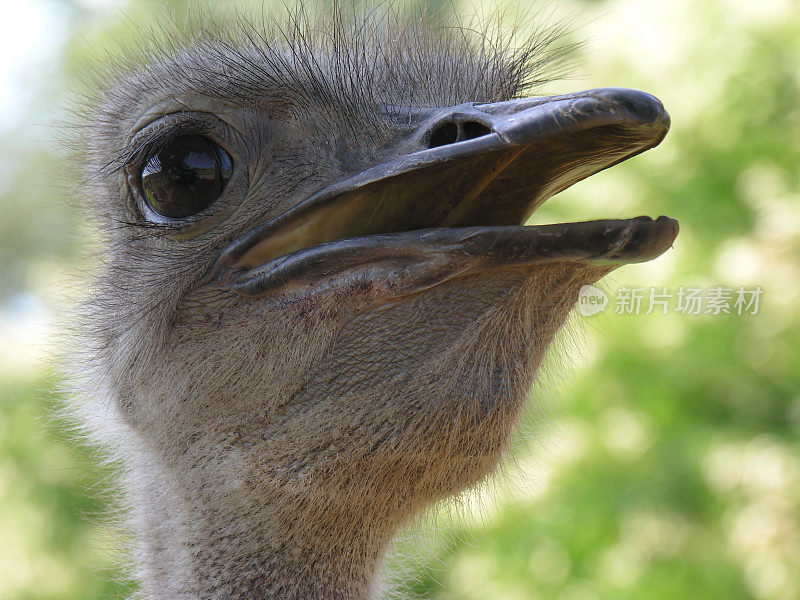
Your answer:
70,7 -> 677,600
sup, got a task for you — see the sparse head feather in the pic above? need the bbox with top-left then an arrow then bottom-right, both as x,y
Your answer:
79,3 -> 576,179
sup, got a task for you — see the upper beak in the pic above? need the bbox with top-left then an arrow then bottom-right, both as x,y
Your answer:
214,87 -> 676,297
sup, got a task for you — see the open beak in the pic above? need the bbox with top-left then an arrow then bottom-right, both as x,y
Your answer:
215,87 -> 678,299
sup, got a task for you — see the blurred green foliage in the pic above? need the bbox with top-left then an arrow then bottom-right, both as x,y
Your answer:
1,0 -> 799,599
0,372 -> 135,599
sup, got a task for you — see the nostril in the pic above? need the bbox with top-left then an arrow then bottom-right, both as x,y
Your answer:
461,120 -> 491,140
428,122 -> 459,148
427,119 -> 493,149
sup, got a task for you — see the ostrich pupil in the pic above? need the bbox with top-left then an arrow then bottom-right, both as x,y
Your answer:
140,134 -> 232,218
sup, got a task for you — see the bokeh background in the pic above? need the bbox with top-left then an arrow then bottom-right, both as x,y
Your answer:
1,0 -> 799,598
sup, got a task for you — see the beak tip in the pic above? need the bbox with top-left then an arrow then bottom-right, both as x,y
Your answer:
596,87 -> 671,136
623,215 -> 680,263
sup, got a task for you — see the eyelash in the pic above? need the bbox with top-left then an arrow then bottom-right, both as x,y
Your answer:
125,120 -> 205,174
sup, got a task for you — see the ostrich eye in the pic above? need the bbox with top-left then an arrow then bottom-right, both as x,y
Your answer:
140,135 -> 233,218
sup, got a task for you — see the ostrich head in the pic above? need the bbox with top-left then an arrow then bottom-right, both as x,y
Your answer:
73,7 -> 677,600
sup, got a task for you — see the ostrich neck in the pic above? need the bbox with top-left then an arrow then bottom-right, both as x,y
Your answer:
114,268 -> 598,599
128,444 -> 390,600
